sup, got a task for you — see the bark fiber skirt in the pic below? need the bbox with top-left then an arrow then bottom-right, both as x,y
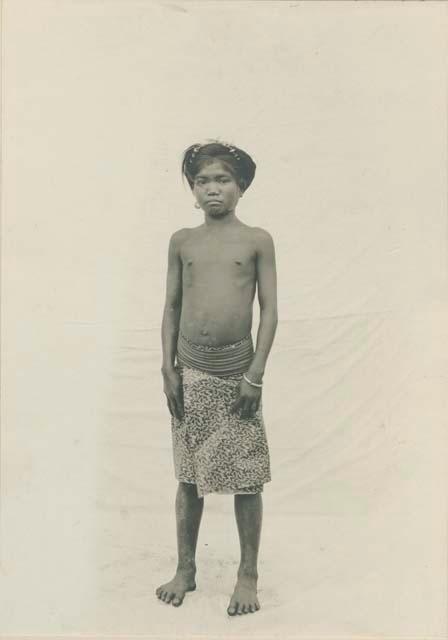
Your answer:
171,365 -> 271,498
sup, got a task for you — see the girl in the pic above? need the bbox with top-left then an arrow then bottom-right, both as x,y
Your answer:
157,141 -> 278,615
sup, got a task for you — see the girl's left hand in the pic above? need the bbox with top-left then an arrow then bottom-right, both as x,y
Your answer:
230,379 -> 262,419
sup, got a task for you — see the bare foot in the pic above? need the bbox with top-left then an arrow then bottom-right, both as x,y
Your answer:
227,574 -> 260,616
156,569 -> 196,607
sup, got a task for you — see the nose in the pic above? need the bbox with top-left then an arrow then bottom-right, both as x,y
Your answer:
207,182 -> 220,195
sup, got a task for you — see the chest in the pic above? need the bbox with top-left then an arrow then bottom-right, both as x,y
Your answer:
181,242 -> 256,278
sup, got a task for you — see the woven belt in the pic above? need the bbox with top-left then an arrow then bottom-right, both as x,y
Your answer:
176,332 -> 254,376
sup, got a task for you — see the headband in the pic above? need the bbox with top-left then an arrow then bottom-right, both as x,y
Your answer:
188,142 -> 241,164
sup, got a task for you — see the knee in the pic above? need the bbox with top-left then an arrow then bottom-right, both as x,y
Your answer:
179,482 -> 203,500
234,492 -> 262,506
235,491 -> 262,499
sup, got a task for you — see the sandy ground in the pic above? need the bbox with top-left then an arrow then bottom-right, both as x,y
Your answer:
2,315 -> 446,638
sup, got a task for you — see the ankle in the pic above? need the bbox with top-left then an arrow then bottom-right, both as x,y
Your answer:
237,566 -> 258,581
177,560 -> 196,575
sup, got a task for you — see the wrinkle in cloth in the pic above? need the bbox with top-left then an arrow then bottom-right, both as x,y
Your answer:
171,334 -> 271,498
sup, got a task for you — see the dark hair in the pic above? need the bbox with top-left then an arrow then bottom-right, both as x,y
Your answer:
182,141 -> 256,192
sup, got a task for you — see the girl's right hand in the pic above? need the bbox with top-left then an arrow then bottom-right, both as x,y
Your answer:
162,366 -> 184,420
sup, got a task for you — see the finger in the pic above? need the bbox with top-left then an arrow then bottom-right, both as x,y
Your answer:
245,401 -> 255,418
231,396 -> 242,413
176,394 -> 185,419
250,401 -> 259,417
172,398 -> 182,420
230,397 -> 243,415
241,399 -> 252,419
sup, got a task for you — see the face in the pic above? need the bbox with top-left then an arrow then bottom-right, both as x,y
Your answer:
192,160 -> 242,217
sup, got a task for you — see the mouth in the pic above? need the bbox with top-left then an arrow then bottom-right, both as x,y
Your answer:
206,200 -> 222,205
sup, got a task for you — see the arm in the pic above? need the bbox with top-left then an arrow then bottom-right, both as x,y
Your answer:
247,229 -> 278,383
161,230 -> 184,419
231,229 -> 278,419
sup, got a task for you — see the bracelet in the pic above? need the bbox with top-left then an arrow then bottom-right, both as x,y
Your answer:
243,373 -> 263,388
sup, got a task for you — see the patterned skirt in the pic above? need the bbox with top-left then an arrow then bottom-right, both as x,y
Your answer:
171,333 -> 271,498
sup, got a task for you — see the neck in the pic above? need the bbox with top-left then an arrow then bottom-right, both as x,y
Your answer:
203,209 -> 238,227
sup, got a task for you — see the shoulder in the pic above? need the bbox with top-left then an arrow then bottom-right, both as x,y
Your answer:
170,227 -> 190,242
169,227 -> 196,251
248,226 -> 275,251
170,224 -> 204,240
251,226 -> 274,241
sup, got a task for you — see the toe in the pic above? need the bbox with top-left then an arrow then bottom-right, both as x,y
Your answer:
241,604 -> 248,614
248,604 -> 254,613
165,592 -> 174,603
172,596 -> 183,607
227,602 -> 238,616
255,601 -> 260,611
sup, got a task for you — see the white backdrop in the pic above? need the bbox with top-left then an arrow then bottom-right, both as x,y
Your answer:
1,1 -> 447,637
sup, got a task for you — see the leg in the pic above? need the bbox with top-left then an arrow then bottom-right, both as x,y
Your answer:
156,481 -> 204,607
227,492 -> 262,616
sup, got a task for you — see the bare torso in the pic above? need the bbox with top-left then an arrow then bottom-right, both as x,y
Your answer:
178,222 -> 258,346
